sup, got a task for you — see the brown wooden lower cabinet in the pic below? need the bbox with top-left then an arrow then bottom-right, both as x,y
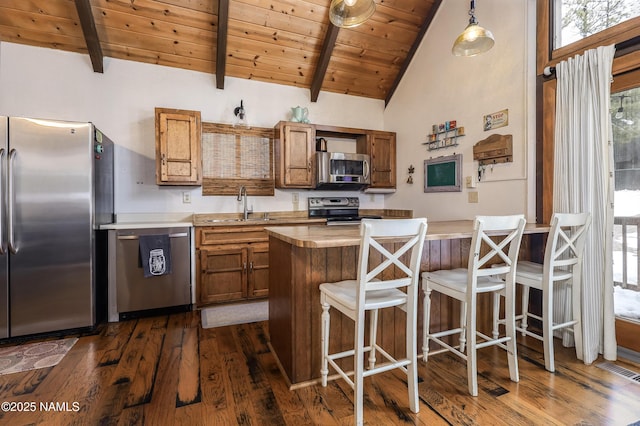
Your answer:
196,226 -> 270,306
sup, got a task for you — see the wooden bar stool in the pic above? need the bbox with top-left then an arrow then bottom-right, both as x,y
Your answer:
320,218 -> 427,425
422,215 -> 526,396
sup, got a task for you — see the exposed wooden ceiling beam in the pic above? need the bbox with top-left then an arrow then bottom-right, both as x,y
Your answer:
384,0 -> 443,107
216,0 -> 230,89
310,23 -> 341,102
74,0 -> 103,73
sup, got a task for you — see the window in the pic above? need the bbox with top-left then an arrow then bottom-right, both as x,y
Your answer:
554,0 -> 640,49
201,123 -> 274,196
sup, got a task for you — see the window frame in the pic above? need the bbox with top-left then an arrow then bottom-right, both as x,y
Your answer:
537,0 -> 640,75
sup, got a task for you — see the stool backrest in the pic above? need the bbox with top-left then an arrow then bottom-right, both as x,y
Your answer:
544,212 -> 591,278
469,215 -> 527,288
356,218 -> 428,300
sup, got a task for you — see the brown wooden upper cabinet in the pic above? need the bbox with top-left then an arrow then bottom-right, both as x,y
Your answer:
357,130 -> 396,190
155,108 -> 202,185
274,121 -> 316,189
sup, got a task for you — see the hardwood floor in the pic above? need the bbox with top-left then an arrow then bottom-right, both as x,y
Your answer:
1,311 -> 639,425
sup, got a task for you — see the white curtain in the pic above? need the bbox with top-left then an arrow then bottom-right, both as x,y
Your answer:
553,44 -> 617,364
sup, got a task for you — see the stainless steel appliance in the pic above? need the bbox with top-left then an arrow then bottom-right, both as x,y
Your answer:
0,116 -> 114,338
108,227 -> 191,321
316,152 -> 370,190
308,197 -> 381,225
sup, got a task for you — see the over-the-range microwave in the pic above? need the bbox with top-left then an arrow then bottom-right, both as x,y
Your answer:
316,152 -> 370,190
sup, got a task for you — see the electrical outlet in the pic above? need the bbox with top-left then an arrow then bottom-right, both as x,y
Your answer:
468,191 -> 479,203
182,192 -> 191,204
465,175 -> 477,188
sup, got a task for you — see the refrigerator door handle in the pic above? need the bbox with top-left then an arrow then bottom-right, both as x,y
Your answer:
8,148 -> 17,254
0,148 -> 4,255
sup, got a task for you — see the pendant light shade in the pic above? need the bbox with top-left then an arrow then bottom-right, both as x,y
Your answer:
452,0 -> 494,57
329,0 -> 376,28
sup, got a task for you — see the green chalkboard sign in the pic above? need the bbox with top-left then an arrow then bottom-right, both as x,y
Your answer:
424,154 -> 462,193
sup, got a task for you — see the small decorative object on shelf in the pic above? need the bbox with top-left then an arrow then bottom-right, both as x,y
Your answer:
423,121 -> 465,151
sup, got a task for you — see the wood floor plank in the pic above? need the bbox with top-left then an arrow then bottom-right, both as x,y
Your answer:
98,320 -> 137,366
177,326 -> 201,406
0,310 -> 638,425
124,326 -> 166,407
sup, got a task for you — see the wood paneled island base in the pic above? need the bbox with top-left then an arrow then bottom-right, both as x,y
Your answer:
266,221 -> 550,387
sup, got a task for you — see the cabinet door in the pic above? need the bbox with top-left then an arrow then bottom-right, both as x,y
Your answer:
247,243 -> 269,299
199,247 -> 247,304
156,108 -> 202,185
276,122 -> 315,188
367,131 -> 396,189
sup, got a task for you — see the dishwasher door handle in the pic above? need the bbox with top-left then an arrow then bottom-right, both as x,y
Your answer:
117,232 -> 189,240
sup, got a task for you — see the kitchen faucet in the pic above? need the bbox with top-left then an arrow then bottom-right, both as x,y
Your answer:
237,186 -> 253,220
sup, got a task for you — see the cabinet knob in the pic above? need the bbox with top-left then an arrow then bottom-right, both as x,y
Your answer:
249,261 -> 254,272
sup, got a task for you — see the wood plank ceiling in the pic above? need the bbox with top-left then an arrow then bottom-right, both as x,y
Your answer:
0,0 -> 442,104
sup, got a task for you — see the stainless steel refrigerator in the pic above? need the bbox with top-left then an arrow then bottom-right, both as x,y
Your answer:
0,117 -> 114,338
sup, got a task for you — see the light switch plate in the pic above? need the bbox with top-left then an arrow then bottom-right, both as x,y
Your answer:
468,191 -> 478,203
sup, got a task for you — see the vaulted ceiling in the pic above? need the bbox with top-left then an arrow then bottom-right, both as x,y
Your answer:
0,0 -> 442,104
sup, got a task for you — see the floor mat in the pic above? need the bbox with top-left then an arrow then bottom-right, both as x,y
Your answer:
0,337 -> 78,375
201,301 -> 268,329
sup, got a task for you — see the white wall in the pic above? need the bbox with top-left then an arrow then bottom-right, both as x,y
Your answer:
385,0 -> 537,222
0,42 -> 386,216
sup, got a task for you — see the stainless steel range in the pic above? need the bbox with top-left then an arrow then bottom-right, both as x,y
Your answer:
308,197 -> 381,225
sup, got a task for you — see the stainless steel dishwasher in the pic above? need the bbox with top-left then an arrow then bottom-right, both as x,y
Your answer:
107,226 -> 192,321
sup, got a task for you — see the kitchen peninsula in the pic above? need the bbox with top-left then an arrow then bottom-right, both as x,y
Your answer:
265,221 -> 551,387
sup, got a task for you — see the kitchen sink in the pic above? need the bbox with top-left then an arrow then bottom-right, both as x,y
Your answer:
202,218 -> 272,223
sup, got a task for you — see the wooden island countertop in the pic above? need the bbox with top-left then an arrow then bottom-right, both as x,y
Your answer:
266,220 -> 550,388
265,220 -> 550,248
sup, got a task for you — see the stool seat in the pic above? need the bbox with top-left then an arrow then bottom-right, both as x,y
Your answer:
319,280 -> 408,311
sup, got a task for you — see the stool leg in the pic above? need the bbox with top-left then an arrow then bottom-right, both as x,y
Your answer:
571,275 -> 584,363
406,294 -> 419,413
542,279 -> 555,372
368,309 -> 379,369
491,292 -> 501,339
504,283 -> 519,383
466,297 -> 478,396
459,302 -> 467,353
354,311 -> 366,425
520,285 -> 530,335
321,300 -> 330,386
422,287 -> 432,362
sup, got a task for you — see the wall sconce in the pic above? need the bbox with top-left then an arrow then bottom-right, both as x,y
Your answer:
233,100 -> 248,127
452,0 -> 494,57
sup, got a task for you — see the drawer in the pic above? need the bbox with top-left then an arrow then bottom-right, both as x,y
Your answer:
198,226 -> 268,245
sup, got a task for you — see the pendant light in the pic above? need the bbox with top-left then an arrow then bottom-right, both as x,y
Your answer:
329,0 -> 376,28
452,0 -> 494,57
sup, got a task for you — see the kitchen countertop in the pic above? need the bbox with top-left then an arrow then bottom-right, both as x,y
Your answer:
265,220 -> 552,248
193,209 -> 412,227
101,222 -> 193,230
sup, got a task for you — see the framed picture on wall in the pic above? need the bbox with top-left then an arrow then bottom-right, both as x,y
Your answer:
424,154 -> 462,193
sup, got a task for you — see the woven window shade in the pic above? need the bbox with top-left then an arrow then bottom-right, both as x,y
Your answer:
201,123 -> 274,195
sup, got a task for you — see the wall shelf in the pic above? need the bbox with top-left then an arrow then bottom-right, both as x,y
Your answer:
422,126 -> 465,151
